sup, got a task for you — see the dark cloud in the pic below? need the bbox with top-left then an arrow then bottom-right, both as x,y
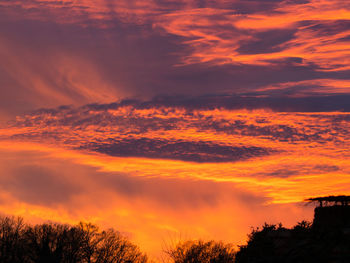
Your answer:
237,29 -> 297,55
301,20 -> 350,37
260,165 -> 341,178
6,98 -> 349,156
26,94 -> 349,115
138,94 -> 350,112
82,138 -> 273,162
313,165 -> 340,173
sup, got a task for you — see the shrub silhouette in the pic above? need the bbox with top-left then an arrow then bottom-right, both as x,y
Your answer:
0,216 -> 147,263
235,222 -> 315,263
235,223 -> 282,263
165,240 -> 235,263
235,219 -> 350,263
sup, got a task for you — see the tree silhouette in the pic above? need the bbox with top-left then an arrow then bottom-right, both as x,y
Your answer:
235,223 -> 282,263
0,216 -> 148,263
165,240 -> 235,263
235,219 -> 350,263
0,216 -> 27,263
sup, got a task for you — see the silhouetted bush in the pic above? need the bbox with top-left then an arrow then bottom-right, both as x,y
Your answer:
165,240 -> 235,263
235,223 -> 283,263
0,216 -> 147,263
3,205 -> 350,263
235,219 -> 350,263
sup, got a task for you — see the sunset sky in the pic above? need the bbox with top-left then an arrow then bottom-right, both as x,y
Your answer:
0,0 -> 350,259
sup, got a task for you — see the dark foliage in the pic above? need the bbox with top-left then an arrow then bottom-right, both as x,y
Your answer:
235,219 -> 350,263
165,240 -> 236,263
306,195 -> 350,207
3,203 -> 350,263
0,216 -> 147,263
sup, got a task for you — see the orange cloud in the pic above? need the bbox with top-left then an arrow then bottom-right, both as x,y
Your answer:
2,105 -> 350,204
1,103 -> 349,257
3,0 -> 349,71
154,0 -> 350,70
0,143 -> 314,258
0,36 -> 121,112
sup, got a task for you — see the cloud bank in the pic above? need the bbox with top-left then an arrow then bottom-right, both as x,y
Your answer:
0,0 -> 349,118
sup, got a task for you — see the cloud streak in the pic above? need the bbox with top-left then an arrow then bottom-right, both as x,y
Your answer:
0,0 -> 349,118
154,0 -> 350,71
1,101 -> 349,203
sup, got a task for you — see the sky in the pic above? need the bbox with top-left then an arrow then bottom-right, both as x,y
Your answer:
0,0 -> 350,259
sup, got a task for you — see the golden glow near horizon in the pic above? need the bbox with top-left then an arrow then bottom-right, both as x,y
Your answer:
0,107 -> 349,257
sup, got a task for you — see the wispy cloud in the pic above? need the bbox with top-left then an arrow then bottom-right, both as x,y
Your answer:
1,100 -> 349,204
258,79 -> 350,96
2,0 -> 350,71
1,0 -> 349,118
154,0 -> 350,71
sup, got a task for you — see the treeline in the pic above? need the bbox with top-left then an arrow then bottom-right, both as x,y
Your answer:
0,216 -> 147,263
0,215 -> 239,262
2,215 -> 348,262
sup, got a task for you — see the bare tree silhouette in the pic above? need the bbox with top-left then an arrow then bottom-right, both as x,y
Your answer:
0,216 -> 148,263
165,240 -> 235,263
0,216 -> 27,263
